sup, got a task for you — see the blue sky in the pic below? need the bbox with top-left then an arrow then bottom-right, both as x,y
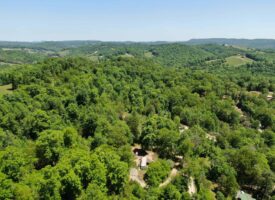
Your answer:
0,0 -> 275,41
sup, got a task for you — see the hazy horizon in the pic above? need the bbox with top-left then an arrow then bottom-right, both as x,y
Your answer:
2,38 -> 275,43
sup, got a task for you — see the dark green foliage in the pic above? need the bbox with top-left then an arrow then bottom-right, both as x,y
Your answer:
0,173 -> 14,200
160,185 -> 182,200
60,170 -> 82,200
231,147 -> 270,186
81,183 -> 108,200
145,159 -> 170,187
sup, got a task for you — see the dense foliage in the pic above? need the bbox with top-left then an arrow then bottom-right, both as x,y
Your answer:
0,42 -> 274,199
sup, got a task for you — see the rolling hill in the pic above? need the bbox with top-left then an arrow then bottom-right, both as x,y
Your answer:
186,38 -> 275,49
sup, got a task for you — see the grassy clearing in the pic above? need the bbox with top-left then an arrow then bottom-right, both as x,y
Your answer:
120,53 -> 134,58
2,47 -> 55,55
0,84 -> 13,96
144,52 -> 154,58
0,62 -> 17,66
87,55 -> 99,61
205,59 -> 220,64
225,55 -> 254,66
231,45 -> 252,51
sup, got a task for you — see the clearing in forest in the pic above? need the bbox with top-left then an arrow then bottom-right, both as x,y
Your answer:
120,53 -> 134,58
144,52 -> 154,58
0,84 -> 13,96
225,55 -> 253,66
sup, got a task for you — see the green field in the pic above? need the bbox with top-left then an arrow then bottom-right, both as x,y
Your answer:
87,55 -> 99,61
225,55 -> 254,66
144,51 -> 154,58
120,53 -> 134,58
0,84 -> 13,96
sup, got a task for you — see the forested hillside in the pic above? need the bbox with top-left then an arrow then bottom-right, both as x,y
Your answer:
0,43 -> 274,200
186,38 -> 275,49
1,41 -> 275,68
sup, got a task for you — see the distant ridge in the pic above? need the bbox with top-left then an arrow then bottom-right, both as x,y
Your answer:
1,39 -> 275,50
186,38 -> 275,49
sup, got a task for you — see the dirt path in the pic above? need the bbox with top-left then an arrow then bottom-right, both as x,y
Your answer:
188,177 -> 196,195
159,168 -> 178,188
130,168 -> 146,188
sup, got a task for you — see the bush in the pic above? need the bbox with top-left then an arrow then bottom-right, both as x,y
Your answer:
145,159 -> 170,187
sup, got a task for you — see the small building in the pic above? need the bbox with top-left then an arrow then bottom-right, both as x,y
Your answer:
140,156 -> 147,170
236,191 -> 255,200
